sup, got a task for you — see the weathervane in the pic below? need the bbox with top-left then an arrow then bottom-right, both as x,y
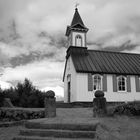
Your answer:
75,2 -> 80,9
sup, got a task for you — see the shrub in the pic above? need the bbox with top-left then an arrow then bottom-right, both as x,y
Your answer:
1,78 -> 46,108
0,88 -> 4,107
107,101 -> 140,116
0,108 -> 45,122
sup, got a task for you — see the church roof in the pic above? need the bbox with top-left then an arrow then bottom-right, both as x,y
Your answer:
66,47 -> 140,76
71,8 -> 85,27
65,8 -> 88,36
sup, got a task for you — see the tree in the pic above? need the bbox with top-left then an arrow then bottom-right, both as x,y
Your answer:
3,87 -> 18,106
15,78 -> 35,107
0,78 -> 45,108
0,87 -> 4,107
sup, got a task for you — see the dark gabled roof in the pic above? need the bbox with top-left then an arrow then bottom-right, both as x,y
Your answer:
66,46 -> 140,76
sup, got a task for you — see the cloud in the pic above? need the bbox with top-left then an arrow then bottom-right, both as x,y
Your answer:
0,0 -> 140,96
0,80 -> 13,89
1,59 -> 64,88
0,0 -> 68,63
86,0 -> 140,51
102,40 -> 139,52
1,0 -> 140,59
41,86 -> 64,97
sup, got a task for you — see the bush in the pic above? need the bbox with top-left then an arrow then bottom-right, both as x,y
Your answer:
0,108 -> 45,122
0,88 -> 4,107
107,101 -> 140,116
1,78 -> 46,108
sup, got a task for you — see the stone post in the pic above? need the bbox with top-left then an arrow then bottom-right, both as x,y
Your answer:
93,90 -> 107,117
44,90 -> 56,118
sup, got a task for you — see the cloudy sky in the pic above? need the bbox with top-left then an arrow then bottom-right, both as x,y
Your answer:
0,0 -> 140,96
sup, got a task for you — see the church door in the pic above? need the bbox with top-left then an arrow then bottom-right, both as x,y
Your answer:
68,81 -> 71,103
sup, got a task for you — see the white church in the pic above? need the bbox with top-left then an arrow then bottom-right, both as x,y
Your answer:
63,8 -> 140,103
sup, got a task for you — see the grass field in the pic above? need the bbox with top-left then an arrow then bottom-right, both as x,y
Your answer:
0,108 -> 140,140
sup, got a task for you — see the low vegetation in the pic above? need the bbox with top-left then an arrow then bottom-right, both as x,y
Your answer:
0,108 -> 140,140
107,101 -> 140,116
0,126 -> 22,140
0,108 -> 44,122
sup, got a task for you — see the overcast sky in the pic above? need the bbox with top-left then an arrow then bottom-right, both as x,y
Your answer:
0,0 -> 140,96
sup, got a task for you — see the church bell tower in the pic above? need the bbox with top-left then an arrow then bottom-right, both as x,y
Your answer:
65,8 -> 88,47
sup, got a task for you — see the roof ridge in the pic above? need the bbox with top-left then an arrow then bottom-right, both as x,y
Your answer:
88,49 -> 140,56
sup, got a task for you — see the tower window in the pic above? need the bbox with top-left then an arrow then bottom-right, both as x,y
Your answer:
75,35 -> 82,47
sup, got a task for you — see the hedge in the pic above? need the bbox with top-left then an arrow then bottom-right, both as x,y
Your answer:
107,101 -> 140,116
0,107 -> 45,122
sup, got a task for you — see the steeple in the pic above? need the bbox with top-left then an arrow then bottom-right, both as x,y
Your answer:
66,8 -> 88,47
71,8 -> 85,27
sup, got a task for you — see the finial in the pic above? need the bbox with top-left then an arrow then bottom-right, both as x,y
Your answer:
75,2 -> 79,10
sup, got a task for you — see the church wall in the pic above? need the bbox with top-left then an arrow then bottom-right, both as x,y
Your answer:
64,73 -> 68,102
76,73 -> 94,102
75,73 -> 140,102
64,56 -> 77,102
105,75 -> 140,102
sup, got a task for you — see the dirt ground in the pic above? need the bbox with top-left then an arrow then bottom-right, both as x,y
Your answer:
0,108 -> 140,140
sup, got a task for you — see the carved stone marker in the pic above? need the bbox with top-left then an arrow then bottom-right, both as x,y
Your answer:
3,98 -> 14,108
93,90 -> 107,117
44,90 -> 56,118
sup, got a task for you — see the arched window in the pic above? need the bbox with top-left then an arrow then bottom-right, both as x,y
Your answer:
92,74 -> 102,91
75,35 -> 82,46
117,76 -> 126,91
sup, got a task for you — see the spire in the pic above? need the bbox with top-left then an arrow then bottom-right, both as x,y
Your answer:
71,8 -> 85,27
65,7 -> 88,36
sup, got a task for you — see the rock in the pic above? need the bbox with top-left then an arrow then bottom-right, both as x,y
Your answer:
3,98 -> 14,108
94,90 -> 104,98
44,90 -> 55,98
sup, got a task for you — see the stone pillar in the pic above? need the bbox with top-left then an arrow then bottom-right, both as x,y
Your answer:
93,90 -> 107,117
44,90 -> 56,118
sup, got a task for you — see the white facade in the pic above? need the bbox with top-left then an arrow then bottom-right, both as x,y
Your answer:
64,56 -> 77,102
64,59 -> 140,102
64,8 -> 140,103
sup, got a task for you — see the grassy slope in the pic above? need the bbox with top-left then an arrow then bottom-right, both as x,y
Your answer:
0,126 -> 23,140
96,116 -> 140,140
0,108 -> 140,140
